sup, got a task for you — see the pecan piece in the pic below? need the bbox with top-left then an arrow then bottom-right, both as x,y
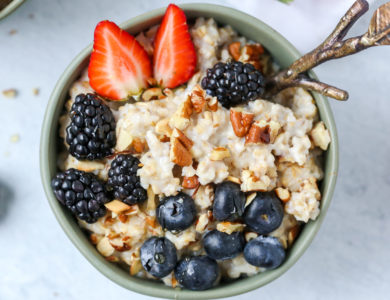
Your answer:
170,128 -> 193,167
182,175 -> 199,189
230,108 -> 254,137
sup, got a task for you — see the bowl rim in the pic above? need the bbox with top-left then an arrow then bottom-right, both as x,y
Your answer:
40,3 -> 339,299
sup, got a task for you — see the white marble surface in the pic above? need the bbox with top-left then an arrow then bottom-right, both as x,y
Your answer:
0,0 -> 389,299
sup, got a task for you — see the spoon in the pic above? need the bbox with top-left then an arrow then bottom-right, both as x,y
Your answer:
267,0 -> 390,101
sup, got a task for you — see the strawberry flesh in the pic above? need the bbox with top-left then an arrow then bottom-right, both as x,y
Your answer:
153,4 -> 197,89
88,20 -> 152,100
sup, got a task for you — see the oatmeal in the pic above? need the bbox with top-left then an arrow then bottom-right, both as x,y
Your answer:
52,4 -> 330,291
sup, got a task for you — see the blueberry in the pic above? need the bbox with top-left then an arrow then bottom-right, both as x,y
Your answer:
140,237 -> 177,278
157,192 -> 196,232
203,230 -> 245,260
213,181 -> 245,221
174,256 -> 219,290
243,192 -> 283,234
243,236 -> 286,269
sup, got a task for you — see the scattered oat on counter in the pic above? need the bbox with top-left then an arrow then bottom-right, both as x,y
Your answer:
32,88 -> 40,96
9,29 -> 17,35
2,89 -> 17,99
10,134 -> 20,143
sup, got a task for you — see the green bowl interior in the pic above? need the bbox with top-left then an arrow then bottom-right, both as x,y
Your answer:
40,4 -> 338,299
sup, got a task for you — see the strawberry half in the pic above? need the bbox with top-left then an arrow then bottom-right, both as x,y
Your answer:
153,4 -> 197,89
88,20 -> 152,100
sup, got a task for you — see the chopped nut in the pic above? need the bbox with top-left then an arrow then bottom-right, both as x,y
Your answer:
132,137 -> 147,153
240,44 -> 265,70
104,215 -> 115,226
145,186 -> 156,214
130,252 -> 143,275
207,97 -> 218,112
245,120 -> 281,145
110,241 -> 131,252
245,192 -> 257,207
169,95 -> 193,130
275,187 -> 291,203
210,147 -> 230,161
227,176 -> 241,184
288,225 -> 301,246
2,89 -> 17,98
241,170 -> 270,192
64,156 -> 105,173
145,216 -> 157,228
170,128 -> 193,167
106,255 -> 120,262
310,121 -> 331,150
195,213 -> 209,233
142,87 -> 165,101
171,275 -> 178,288
105,200 -> 131,215
244,232 -> 258,242
182,175 -> 199,189
190,85 -> 207,113
228,41 -> 241,60
230,108 -> 254,137
118,214 -> 128,223
216,221 -> 245,234
170,138 -> 192,166
172,128 -> 193,149
155,118 -> 173,137
90,234 -> 99,244
115,129 -> 133,152
97,237 -> 115,257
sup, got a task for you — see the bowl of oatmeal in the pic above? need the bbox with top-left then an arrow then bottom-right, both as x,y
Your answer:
40,3 -> 338,299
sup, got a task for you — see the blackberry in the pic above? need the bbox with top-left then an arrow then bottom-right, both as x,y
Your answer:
66,93 -> 116,160
201,61 -> 265,108
107,154 -> 147,205
51,168 -> 109,223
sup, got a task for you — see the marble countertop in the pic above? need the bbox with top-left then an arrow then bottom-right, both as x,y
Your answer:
0,0 -> 389,299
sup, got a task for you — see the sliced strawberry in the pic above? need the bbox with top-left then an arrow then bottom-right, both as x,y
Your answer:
153,4 -> 197,89
88,20 -> 152,100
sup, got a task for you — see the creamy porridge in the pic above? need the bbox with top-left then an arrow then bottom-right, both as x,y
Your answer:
52,5 -> 330,291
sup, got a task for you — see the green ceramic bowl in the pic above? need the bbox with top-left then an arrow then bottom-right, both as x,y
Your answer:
40,3 -> 338,299
0,0 -> 25,21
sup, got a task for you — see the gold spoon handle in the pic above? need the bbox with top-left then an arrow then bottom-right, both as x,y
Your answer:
268,0 -> 390,101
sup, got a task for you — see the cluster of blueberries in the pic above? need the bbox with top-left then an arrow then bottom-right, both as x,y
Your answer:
140,181 -> 286,290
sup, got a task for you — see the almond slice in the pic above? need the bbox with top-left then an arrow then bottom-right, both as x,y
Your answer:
275,187 -> 291,203
210,147 -> 230,161
105,200 -> 131,215
216,221 -> 245,234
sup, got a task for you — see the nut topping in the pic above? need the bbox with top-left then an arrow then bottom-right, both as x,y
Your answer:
142,87 -> 166,101
169,95 -> 193,130
182,175 -> 200,189
216,221 -> 245,234
170,128 -> 193,167
245,120 -> 281,145
275,187 -> 291,203
228,41 -> 241,61
190,85 -> 207,113
105,200 -> 131,215
230,108 -> 254,137
210,147 -> 231,161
